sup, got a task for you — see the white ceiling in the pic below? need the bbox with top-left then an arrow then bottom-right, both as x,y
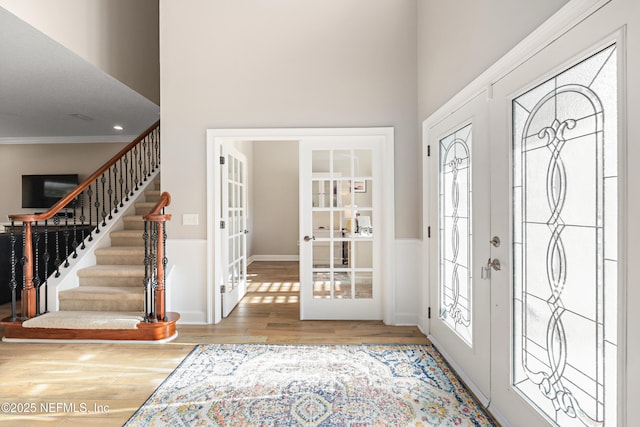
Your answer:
0,7 -> 159,143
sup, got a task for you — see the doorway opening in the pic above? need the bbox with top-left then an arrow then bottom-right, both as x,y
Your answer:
207,128 -> 395,325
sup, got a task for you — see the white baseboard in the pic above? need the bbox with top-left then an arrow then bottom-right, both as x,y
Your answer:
249,254 -> 299,263
393,312 -> 419,326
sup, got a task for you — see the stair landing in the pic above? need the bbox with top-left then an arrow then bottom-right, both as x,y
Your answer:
1,312 -> 179,342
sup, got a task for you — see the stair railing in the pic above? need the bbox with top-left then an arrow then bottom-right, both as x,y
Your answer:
7,120 -> 160,321
143,192 -> 171,322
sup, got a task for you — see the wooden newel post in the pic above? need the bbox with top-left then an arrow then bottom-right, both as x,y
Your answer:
22,222 -> 37,318
155,220 -> 165,321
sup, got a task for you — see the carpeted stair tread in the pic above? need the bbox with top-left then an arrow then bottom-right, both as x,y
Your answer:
22,310 -> 144,330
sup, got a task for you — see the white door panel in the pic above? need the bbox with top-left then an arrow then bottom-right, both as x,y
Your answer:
426,92 -> 492,402
221,146 -> 248,318
300,137 -> 383,320
490,22 -> 623,427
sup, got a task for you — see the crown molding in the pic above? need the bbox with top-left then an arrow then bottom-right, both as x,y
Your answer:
0,135 -> 137,145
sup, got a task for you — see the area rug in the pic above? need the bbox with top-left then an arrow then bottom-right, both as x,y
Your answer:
125,344 -> 497,426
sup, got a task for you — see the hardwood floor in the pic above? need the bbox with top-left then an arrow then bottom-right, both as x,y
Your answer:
0,261 -> 428,426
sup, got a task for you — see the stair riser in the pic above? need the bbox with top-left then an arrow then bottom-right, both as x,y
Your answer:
111,236 -> 145,246
124,222 -> 145,230
145,194 -> 160,203
135,206 -> 153,215
59,299 -> 143,312
79,276 -> 145,287
96,254 -> 145,265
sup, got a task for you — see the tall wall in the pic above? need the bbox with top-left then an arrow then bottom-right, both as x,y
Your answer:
160,0 -> 419,241
417,0 -> 569,119
0,142 -> 127,222
0,0 -> 159,104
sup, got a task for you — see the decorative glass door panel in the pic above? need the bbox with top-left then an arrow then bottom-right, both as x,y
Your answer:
511,44 -> 617,426
426,92 -> 492,401
300,137 -> 382,320
439,123 -> 473,346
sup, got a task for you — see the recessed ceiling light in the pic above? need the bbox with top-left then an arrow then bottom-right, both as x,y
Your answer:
113,125 -> 124,131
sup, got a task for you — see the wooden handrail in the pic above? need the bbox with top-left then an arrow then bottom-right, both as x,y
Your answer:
143,192 -> 171,220
9,120 -> 160,223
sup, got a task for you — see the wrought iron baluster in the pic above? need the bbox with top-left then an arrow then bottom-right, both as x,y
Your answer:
143,221 -> 150,322
87,184 -> 94,241
133,145 -> 139,193
79,190 -> 88,247
63,208 -> 70,268
143,138 -> 148,180
161,219 -> 168,321
100,174 -> 107,227
149,221 -> 158,322
43,220 -> 49,313
53,216 -> 61,278
20,223 -> 27,320
72,199 -> 79,258
9,221 -> 17,321
33,222 -> 41,315
124,153 -> 131,201
108,168 -> 114,218
94,178 -> 101,234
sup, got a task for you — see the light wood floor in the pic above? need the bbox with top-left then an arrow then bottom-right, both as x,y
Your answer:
0,261 -> 428,426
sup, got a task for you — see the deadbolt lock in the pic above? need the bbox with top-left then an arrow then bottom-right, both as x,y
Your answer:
490,236 -> 501,247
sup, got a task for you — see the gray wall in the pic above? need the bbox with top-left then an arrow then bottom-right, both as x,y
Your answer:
0,142 -> 127,222
417,0 -> 569,119
251,141 -> 299,257
0,0 -> 159,104
160,0 -> 419,240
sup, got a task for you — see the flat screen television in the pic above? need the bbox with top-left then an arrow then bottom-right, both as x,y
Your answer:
22,174 -> 79,209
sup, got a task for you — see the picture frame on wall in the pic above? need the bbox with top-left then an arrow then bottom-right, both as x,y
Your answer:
352,180 -> 366,193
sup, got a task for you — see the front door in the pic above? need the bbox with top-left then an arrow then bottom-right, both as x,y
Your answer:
426,92 -> 492,402
299,136 -> 383,320
221,145 -> 248,317
489,32 -> 621,427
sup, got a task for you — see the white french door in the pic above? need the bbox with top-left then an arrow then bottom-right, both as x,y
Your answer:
299,136 -> 383,320
220,145 -> 248,318
426,92 -> 492,403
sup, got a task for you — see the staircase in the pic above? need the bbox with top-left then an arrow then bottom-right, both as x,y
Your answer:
1,121 -> 179,342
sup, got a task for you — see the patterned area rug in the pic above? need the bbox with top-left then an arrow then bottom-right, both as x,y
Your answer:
126,344 -> 497,426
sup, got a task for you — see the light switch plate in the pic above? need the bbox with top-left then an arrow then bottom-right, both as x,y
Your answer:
182,213 -> 199,225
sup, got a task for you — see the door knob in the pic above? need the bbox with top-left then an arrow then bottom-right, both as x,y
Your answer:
303,235 -> 315,242
487,258 -> 501,271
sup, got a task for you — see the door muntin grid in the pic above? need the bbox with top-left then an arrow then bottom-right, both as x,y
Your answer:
439,123 -> 473,346
512,44 -> 617,426
311,149 -> 374,300
226,153 -> 246,293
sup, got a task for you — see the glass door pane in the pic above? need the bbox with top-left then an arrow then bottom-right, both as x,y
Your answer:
512,44 -> 617,426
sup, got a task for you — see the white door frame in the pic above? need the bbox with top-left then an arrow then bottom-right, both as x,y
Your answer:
207,127 -> 395,325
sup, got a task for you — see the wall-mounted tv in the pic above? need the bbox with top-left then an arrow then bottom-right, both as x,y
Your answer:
22,174 -> 79,209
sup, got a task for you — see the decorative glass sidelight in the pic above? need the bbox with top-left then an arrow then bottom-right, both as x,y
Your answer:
512,44 -> 617,426
439,123 -> 473,346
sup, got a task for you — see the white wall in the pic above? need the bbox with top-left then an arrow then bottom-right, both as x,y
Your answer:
251,141 -> 299,258
0,142 -> 126,223
417,0 -> 569,119
0,0 -> 159,104
160,0 -> 418,241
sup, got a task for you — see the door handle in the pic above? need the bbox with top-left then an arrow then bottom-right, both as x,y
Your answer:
487,258 -> 501,271
303,235 -> 316,242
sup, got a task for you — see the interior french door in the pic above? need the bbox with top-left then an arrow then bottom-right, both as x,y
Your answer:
221,145 -> 248,318
427,93 -> 492,402
299,136 -> 383,320
489,33 -> 621,427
